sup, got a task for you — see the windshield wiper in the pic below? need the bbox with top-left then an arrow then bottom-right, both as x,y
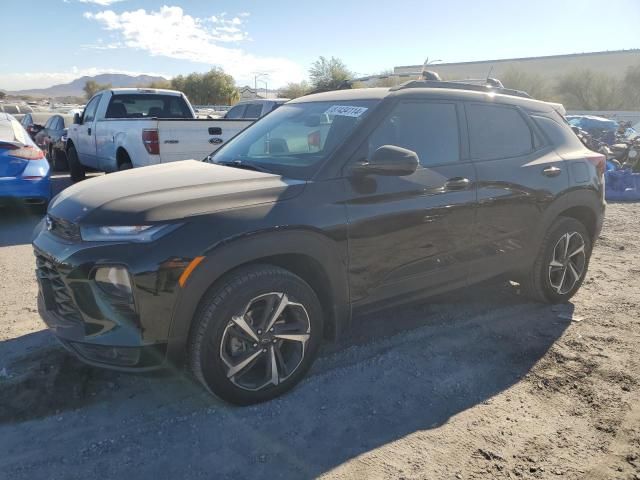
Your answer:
216,160 -> 272,174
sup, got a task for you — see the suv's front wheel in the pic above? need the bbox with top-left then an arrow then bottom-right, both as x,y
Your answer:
188,265 -> 323,405
523,217 -> 592,303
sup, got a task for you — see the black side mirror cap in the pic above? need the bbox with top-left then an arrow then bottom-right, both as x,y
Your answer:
353,145 -> 419,177
73,113 -> 82,125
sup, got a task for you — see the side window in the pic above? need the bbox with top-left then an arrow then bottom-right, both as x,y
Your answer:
53,117 -> 63,130
45,117 -> 55,128
21,115 -> 31,126
368,101 -> 460,166
467,103 -> 534,160
225,104 -> 247,119
82,95 -> 101,123
243,103 -> 263,119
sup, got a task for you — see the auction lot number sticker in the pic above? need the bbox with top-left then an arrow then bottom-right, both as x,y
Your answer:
324,105 -> 368,118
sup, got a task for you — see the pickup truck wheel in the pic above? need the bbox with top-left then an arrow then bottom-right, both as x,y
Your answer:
188,265 -> 323,405
66,145 -> 85,182
521,217 -> 591,304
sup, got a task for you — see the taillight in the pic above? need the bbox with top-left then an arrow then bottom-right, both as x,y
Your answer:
586,153 -> 606,177
8,145 -> 45,160
142,129 -> 160,155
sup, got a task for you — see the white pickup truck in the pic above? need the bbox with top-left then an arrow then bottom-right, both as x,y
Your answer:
65,88 -> 263,182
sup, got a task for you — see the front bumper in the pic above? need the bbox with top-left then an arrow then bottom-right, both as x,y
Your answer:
32,224 -> 189,370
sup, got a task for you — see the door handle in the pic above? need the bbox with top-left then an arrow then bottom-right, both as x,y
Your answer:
542,166 -> 562,177
444,177 -> 471,191
87,127 -> 92,136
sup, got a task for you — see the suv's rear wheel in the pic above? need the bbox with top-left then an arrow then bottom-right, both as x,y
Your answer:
188,265 -> 323,405
522,217 -> 591,303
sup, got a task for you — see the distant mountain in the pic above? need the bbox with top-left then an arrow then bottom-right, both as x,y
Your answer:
6,74 -> 168,98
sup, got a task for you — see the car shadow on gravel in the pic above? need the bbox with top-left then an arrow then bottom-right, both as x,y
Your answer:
0,282 -> 574,479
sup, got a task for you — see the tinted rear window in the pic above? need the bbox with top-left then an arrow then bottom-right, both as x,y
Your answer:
244,103 -> 263,119
105,94 -> 192,119
225,104 -> 246,119
467,103 -> 534,160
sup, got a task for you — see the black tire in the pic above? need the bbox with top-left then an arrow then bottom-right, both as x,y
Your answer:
66,145 -> 85,183
188,264 -> 323,405
118,151 -> 133,171
522,217 -> 592,304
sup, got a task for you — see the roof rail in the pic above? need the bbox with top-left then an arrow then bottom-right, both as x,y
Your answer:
390,79 -> 532,99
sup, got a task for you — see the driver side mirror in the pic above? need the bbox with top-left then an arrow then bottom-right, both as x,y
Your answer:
352,145 -> 419,177
73,113 -> 82,125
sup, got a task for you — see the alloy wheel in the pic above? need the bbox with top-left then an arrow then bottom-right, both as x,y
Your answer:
548,232 -> 587,295
219,292 -> 311,391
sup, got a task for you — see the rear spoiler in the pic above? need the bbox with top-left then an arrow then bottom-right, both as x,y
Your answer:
547,102 -> 567,117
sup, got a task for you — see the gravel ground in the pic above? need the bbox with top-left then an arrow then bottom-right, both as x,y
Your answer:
0,177 -> 639,479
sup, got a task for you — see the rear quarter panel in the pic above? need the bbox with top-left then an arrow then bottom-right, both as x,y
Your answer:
95,119 -> 159,171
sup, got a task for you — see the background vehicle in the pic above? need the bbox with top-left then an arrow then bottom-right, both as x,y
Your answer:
1,103 -> 33,121
34,81 -> 604,405
224,98 -> 289,119
34,114 -> 72,171
20,113 -> 54,140
65,88 -> 257,182
0,113 -> 51,208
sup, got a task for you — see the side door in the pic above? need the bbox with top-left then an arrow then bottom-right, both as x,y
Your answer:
465,102 -> 569,284
345,99 -> 477,307
76,94 -> 101,168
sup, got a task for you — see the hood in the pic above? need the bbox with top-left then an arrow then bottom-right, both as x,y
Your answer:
49,160 -> 305,224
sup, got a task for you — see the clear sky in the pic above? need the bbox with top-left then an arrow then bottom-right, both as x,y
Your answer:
1,0 -> 638,90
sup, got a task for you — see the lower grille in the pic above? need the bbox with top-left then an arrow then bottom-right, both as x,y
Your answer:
35,253 -> 83,325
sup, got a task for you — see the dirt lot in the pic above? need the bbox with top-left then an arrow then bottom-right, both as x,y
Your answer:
0,177 -> 639,479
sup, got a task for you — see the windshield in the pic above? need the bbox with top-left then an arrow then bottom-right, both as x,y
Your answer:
208,100 -> 379,179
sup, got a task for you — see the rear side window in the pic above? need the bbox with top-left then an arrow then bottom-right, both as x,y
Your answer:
368,101 -> 460,166
105,94 -> 192,119
532,115 -> 585,150
467,104 -> 534,160
243,103 -> 263,119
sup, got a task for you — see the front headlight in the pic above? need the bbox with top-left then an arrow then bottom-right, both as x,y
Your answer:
80,224 -> 180,242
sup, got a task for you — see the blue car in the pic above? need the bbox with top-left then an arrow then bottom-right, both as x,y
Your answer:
0,113 -> 51,208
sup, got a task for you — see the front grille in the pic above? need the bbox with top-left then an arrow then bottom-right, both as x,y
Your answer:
35,253 -> 83,325
47,215 -> 81,242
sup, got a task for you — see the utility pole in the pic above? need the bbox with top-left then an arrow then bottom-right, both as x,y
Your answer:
253,72 -> 268,93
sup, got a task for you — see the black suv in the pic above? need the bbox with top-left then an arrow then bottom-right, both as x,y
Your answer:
33,81 -> 605,404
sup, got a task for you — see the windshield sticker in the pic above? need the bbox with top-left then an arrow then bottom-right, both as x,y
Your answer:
324,105 -> 368,118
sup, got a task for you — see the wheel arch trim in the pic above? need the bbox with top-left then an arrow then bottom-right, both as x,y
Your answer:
165,228 -> 350,364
